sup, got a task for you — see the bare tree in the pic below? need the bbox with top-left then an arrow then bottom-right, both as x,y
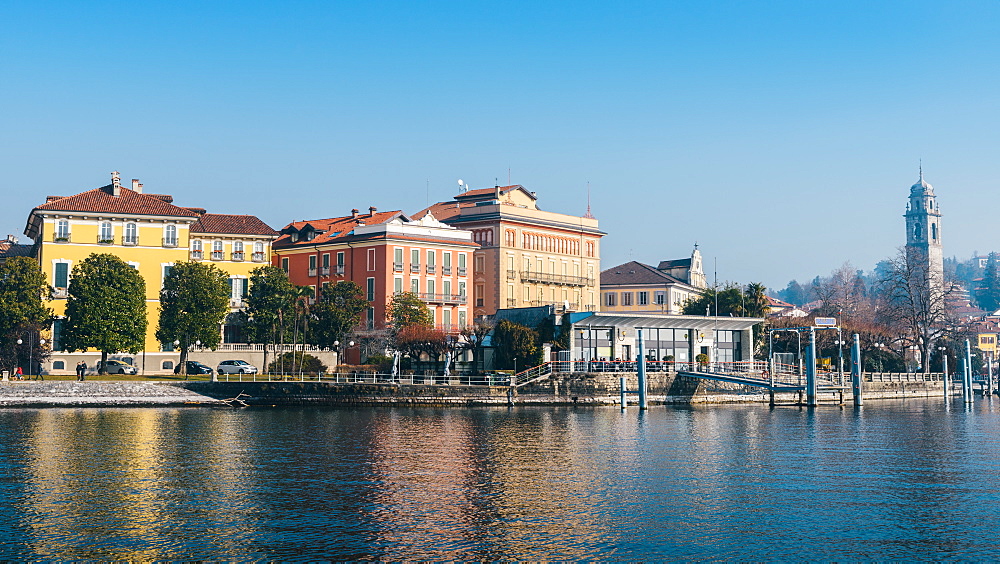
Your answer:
459,317 -> 495,375
878,247 -> 953,373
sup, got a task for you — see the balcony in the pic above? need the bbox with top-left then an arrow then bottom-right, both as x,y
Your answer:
506,269 -> 517,280
320,266 -> 330,276
230,298 -> 243,308
393,262 -> 404,272
97,236 -> 114,245
507,298 -> 518,308
52,287 -> 68,299
251,252 -> 266,262
442,266 -> 452,275
308,268 -> 317,277
211,251 -> 225,261
336,265 -> 345,275
410,264 -> 420,273
53,233 -> 71,243
457,267 -> 467,276
232,252 -> 245,261
426,265 -> 436,274
162,237 -> 178,248
190,250 -> 204,260
123,237 -> 138,246
519,271 -> 594,287
416,293 -> 467,305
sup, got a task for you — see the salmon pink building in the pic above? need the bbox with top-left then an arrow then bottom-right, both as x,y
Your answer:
272,207 -> 477,331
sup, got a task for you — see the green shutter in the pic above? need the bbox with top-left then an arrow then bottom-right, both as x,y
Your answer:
54,263 -> 68,288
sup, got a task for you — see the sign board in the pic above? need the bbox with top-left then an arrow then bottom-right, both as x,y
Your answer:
814,317 -> 838,327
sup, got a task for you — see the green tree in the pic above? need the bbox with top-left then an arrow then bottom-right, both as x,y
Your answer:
155,261 -> 230,375
0,257 -> 53,374
682,284 -> 745,316
62,253 -> 147,374
244,266 -> 297,372
979,253 -> 1000,312
312,281 -> 370,349
492,319 -> 541,370
387,291 -> 432,329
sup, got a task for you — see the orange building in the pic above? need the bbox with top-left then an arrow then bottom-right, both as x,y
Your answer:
272,207 -> 477,330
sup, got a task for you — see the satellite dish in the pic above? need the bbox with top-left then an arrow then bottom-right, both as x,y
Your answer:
457,179 -> 466,192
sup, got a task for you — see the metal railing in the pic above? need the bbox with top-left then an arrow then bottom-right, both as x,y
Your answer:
393,262 -> 404,272
222,371 -> 512,386
190,250 -> 204,260
308,268 -> 317,277
442,266 -> 452,275
519,271 -> 593,286
231,252 -> 245,261
53,233 -> 72,242
252,252 -> 267,262
320,266 -> 330,276
457,267 -> 467,276
163,237 -> 178,248
410,264 -> 420,273
417,292 -> 467,305
335,265 -> 345,275
211,251 -> 225,260
97,235 -> 114,244
426,264 -> 436,274
123,237 -> 138,246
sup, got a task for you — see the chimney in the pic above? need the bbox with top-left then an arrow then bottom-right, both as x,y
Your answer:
351,208 -> 359,218
131,179 -> 143,193
111,171 -> 121,196
369,206 -> 377,216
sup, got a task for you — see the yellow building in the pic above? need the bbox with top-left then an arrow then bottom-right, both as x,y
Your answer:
23,172 -> 277,373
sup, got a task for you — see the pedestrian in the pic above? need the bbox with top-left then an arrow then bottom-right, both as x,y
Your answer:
14,366 -> 23,380
76,360 -> 87,381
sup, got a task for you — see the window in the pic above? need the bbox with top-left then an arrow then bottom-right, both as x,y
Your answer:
233,241 -> 244,259
192,240 -> 202,252
932,223 -> 938,241
605,292 -> 617,307
367,248 -> 376,271
476,255 -> 485,273
367,307 -> 375,329
163,264 -> 173,285
162,361 -> 174,370
99,222 -> 113,242
51,319 -> 64,351
394,248 -> 403,270
443,280 -> 452,297
212,240 -> 224,260
411,279 -> 419,293
309,255 -> 317,271
655,291 -> 666,305
253,241 -> 265,261
458,253 -> 466,269
54,262 -> 69,288
322,253 -> 330,268
394,277 -> 403,293
428,279 -> 436,295
443,252 -> 451,268
411,249 -> 419,265
639,291 -> 649,306
164,224 -> 178,246
427,250 -> 436,266
56,220 -> 70,239
281,257 -> 289,272
458,310 -> 467,328
337,252 -> 345,266
367,277 -> 375,301
458,281 -> 466,296
124,223 -> 137,245
52,360 -> 65,370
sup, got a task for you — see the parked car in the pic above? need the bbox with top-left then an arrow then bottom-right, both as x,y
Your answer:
216,360 -> 258,375
175,360 -> 213,376
96,359 -> 137,375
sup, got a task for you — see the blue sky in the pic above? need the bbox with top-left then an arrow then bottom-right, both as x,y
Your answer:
2,1 -> 998,290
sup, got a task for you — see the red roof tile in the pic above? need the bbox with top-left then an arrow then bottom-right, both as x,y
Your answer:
274,210 -> 407,247
34,185 -> 200,218
190,214 -> 277,236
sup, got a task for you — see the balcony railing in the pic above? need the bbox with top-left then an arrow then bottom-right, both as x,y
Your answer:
308,268 -> 317,277
415,292 -> 467,305
52,287 -> 68,299
426,265 -> 436,274
442,266 -> 452,275
162,237 -> 178,248
122,237 -> 138,246
410,264 -> 420,273
336,265 -> 345,275
507,298 -> 518,308
211,251 -> 225,261
251,252 -> 266,262
393,262 -> 404,272
230,298 -> 243,308
507,269 -> 517,280
321,266 -> 330,276
232,252 -> 245,261
519,271 -> 593,287
190,250 -> 204,260
97,235 -> 114,244
53,233 -> 71,243
457,267 -> 467,276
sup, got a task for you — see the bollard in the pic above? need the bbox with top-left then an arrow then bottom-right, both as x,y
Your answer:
942,355 -> 949,399
620,376 -> 627,410
637,329 -> 648,410
805,327 -> 817,407
851,333 -> 863,407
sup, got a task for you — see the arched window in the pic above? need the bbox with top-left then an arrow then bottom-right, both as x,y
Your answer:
932,223 -> 938,241
913,223 -> 921,240
233,241 -> 244,260
212,241 -> 224,260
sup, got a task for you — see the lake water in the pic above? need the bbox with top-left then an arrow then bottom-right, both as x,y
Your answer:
1,399 -> 999,560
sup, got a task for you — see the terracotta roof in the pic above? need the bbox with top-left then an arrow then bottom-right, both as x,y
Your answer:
33,185 -> 199,218
601,261 -> 688,287
190,214 -> 277,236
766,296 -> 795,308
0,241 -> 34,259
657,258 -> 692,270
273,210 -> 407,248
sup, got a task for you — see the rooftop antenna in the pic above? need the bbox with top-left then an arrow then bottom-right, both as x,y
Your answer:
426,179 -> 429,207
583,181 -> 595,219
508,167 -> 511,186
919,158 -> 923,181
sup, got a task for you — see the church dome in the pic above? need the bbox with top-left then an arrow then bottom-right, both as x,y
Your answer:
911,175 -> 934,193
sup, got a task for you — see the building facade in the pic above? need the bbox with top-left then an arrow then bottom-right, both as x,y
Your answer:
418,185 -> 604,318
23,172 -> 277,373
272,208 -> 477,331
600,248 -> 707,314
